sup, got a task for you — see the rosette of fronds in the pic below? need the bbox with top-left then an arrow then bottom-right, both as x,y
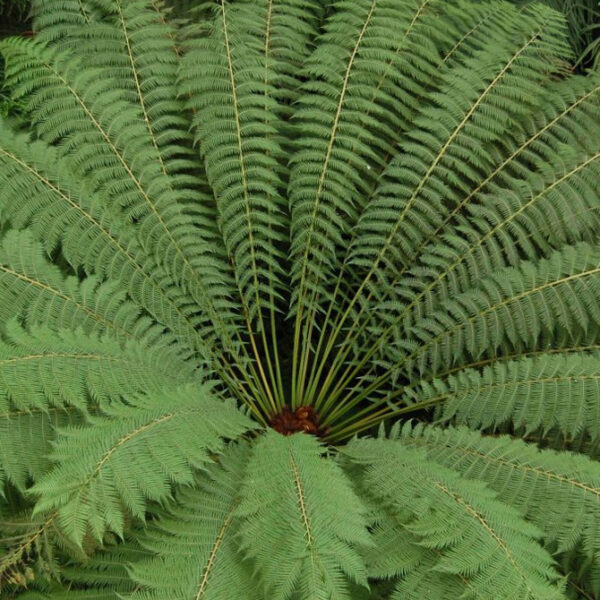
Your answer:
1,1 -> 600,598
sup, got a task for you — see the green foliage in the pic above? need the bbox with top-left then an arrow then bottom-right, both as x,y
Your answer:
237,431 -> 371,599
522,0 -> 600,69
0,0 -> 599,598
344,437 -> 566,599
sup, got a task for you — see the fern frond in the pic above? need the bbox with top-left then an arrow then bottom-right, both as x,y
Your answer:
403,243 -> 600,376
0,318 -> 190,492
0,121 -> 212,358
0,230 -> 157,345
344,438 -> 566,599
226,0 -> 320,106
396,423 -> 600,561
405,352 -> 600,441
286,0 -> 464,355
349,4 -> 570,286
30,384 -> 254,545
179,0 -> 289,328
1,406 -> 82,495
237,430 -> 371,599
0,38 -> 240,356
0,319 -> 191,410
128,443 -> 258,600
377,75 -> 600,336
32,0 -> 105,48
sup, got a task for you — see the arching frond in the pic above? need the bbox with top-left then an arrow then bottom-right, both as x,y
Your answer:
378,74 -> 600,334
0,230 -> 154,345
403,243 -> 600,376
396,423 -> 600,561
287,0 -> 462,323
0,121 -> 211,357
406,353 -> 600,440
0,320 -> 190,492
344,438 -> 566,600
180,0 -> 290,328
30,385 -> 254,545
128,443 -> 258,600
0,38 -> 240,354
349,4 -> 570,288
237,430 -> 371,600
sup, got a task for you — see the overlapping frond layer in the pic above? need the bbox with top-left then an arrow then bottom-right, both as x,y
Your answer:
287,0 -> 460,318
401,243 -> 600,376
128,443 -> 258,600
0,121 -> 211,358
237,430 -> 371,600
30,384 -> 254,546
396,423 -> 600,560
0,230 -> 158,345
2,541 -> 145,598
0,320 -> 192,493
406,353 -> 600,440
80,0 -> 224,229
180,1 -> 292,326
0,320 -> 191,411
349,3 -> 570,294
31,0 -> 105,47
0,38 -> 240,355
313,58 -> 600,393
344,438 -> 566,600
380,74 -> 600,334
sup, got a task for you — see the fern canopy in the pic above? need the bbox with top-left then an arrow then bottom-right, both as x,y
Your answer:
0,0 -> 600,598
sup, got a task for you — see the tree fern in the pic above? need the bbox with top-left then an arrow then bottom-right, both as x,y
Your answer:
1,1 -> 600,598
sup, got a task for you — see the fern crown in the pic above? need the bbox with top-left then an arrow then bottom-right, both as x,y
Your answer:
1,0 -> 600,598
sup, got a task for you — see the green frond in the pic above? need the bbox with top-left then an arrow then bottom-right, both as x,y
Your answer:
0,37 -> 240,354
226,0 -> 321,106
58,542 -> 147,597
349,3 -> 570,289
0,317 -> 191,411
29,384 -> 254,545
0,315 -> 189,493
32,1 -> 105,47
237,430 -> 371,599
395,423 -> 600,561
403,243 -> 600,376
404,353 -> 600,440
2,539 -> 145,598
0,230 -> 155,345
128,443 -> 258,600
377,73 -> 600,335
0,120 -> 212,358
1,406 -> 82,496
287,0 -> 463,318
344,437 -> 566,600
179,0 -> 290,326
